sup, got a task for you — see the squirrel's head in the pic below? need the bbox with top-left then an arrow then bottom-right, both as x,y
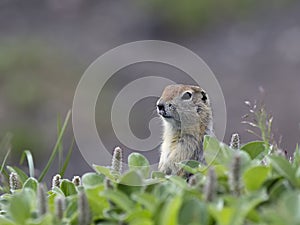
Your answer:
156,84 -> 212,129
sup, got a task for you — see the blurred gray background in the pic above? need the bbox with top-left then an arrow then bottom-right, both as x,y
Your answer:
0,0 -> 300,180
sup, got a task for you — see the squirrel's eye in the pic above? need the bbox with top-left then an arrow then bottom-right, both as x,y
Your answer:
181,91 -> 192,100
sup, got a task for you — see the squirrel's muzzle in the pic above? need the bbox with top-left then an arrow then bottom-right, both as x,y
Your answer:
156,101 -> 173,118
157,102 -> 166,116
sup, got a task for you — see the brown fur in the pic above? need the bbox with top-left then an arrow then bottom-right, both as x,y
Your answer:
157,84 -> 213,176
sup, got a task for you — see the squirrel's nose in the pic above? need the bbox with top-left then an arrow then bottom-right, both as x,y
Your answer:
157,103 -> 165,112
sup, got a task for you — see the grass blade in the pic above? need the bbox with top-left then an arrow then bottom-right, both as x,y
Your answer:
0,133 -> 12,179
60,138 -> 75,177
57,114 -> 63,172
20,150 -> 35,178
38,110 -> 71,182
0,148 -> 11,179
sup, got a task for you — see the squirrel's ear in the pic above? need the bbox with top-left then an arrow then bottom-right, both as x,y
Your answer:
190,86 -> 201,92
190,86 -> 209,103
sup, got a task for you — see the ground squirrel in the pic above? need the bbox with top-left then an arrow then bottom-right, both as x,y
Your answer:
156,84 -> 214,176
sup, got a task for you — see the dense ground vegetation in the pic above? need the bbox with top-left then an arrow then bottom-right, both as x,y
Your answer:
0,103 -> 299,225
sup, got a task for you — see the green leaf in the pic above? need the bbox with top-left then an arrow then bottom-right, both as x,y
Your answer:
25,214 -> 53,225
151,171 -> 165,179
178,198 -> 208,225
132,193 -> 158,213
203,136 -> 251,172
143,179 -> 162,187
20,150 -> 35,178
241,141 -> 267,159
243,166 -> 270,191
128,153 -> 150,178
268,155 -> 298,187
268,179 -> 292,200
177,160 -> 200,174
117,183 -> 143,197
152,182 -> 178,201
94,223 -> 118,225
7,166 -> 28,184
210,189 -> 268,225
262,191 -> 300,225
168,176 -> 188,189
293,144 -> 300,168
64,195 -> 78,219
82,172 -> 104,189
211,165 -> 227,178
93,165 -> 116,181
277,192 -> 300,223
8,191 -> 32,224
203,136 -> 234,168
119,170 -> 144,186
23,177 -> 38,192
159,195 -> 182,225
128,219 -> 153,225
60,179 -> 77,196
125,209 -> 152,225
0,217 -> 16,225
210,207 -> 235,225
101,189 -> 135,213
85,186 -> 109,221
50,186 -> 65,196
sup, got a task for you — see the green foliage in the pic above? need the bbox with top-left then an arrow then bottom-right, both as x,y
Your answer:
8,189 -> 34,224
23,177 -> 38,192
243,166 -> 270,191
268,155 -> 299,187
60,179 -> 77,197
241,141 -> 267,159
128,153 -> 150,178
20,150 -> 35,178
1,133 -> 300,224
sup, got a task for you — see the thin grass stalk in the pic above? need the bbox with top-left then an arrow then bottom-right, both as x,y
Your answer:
38,110 -> 71,182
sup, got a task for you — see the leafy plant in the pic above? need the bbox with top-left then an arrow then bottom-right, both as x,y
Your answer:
0,107 -> 300,224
